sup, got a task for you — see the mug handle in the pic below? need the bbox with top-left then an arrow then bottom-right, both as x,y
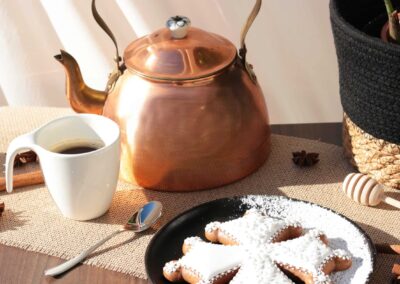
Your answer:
5,133 -> 37,193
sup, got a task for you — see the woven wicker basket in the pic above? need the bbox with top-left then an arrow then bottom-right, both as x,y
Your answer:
331,0 -> 400,189
343,114 -> 400,189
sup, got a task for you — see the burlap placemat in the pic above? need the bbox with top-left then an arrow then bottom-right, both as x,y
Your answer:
0,107 -> 399,282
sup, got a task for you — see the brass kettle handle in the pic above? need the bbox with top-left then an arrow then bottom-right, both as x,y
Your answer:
91,0 -> 123,91
239,0 -> 262,83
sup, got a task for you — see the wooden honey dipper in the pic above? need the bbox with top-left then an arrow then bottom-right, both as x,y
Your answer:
342,173 -> 400,209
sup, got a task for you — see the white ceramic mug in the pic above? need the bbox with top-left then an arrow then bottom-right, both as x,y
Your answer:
5,114 -> 120,221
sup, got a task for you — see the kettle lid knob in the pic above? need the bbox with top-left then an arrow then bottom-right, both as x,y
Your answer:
166,16 -> 191,39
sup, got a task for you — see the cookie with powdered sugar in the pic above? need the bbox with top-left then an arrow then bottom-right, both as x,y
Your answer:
163,211 -> 352,284
230,230 -> 352,284
163,236 -> 243,283
205,209 -> 303,246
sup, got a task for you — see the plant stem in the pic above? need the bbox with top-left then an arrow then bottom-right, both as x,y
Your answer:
384,0 -> 400,43
384,0 -> 395,15
389,11 -> 400,43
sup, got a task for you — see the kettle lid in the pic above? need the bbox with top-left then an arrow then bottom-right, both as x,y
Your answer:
123,16 -> 237,81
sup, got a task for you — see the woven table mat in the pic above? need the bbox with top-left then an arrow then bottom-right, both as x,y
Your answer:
0,107 -> 399,282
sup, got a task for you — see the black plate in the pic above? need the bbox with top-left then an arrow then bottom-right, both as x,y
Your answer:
145,196 -> 376,284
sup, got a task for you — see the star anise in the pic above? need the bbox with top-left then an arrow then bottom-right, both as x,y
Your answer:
292,150 -> 319,167
13,150 -> 38,168
0,201 -> 4,216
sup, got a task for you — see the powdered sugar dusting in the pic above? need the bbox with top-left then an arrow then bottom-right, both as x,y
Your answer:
205,222 -> 221,233
184,236 -> 203,248
240,195 -> 374,283
164,260 -> 180,274
207,211 -> 352,283
176,239 -> 243,282
209,210 -> 300,246
230,246 -> 294,284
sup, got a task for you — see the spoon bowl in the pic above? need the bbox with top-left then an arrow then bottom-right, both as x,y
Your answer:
127,200 -> 162,231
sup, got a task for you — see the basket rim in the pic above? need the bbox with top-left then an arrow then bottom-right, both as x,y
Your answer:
330,0 -> 400,54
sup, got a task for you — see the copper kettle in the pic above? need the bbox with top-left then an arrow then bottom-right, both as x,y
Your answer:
55,0 -> 271,191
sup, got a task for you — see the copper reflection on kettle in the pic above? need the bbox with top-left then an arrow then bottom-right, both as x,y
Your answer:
102,59 -> 271,191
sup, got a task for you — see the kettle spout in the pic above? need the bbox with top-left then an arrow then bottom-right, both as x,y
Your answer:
54,50 -> 108,115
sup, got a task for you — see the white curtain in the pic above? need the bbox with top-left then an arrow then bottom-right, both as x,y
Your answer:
0,0 -> 341,124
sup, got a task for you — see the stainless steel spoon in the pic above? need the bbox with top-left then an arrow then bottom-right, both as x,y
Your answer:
44,201 -> 163,277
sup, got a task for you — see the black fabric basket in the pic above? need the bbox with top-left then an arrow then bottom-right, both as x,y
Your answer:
330,0 -> 400,144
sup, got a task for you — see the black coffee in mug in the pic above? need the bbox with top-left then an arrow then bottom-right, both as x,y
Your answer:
51,140 -> 104,155
58,146 -> 98,154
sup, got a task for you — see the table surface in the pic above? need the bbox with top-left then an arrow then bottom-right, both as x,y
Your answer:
0,122 -> 343,284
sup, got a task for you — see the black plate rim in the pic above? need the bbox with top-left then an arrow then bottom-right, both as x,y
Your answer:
145,195 -> 377,284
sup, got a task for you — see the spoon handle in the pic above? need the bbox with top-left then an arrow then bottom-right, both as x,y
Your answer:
44,228 -> 125,277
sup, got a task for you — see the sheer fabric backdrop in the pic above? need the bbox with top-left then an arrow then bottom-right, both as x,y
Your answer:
0,0 -> 340,124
